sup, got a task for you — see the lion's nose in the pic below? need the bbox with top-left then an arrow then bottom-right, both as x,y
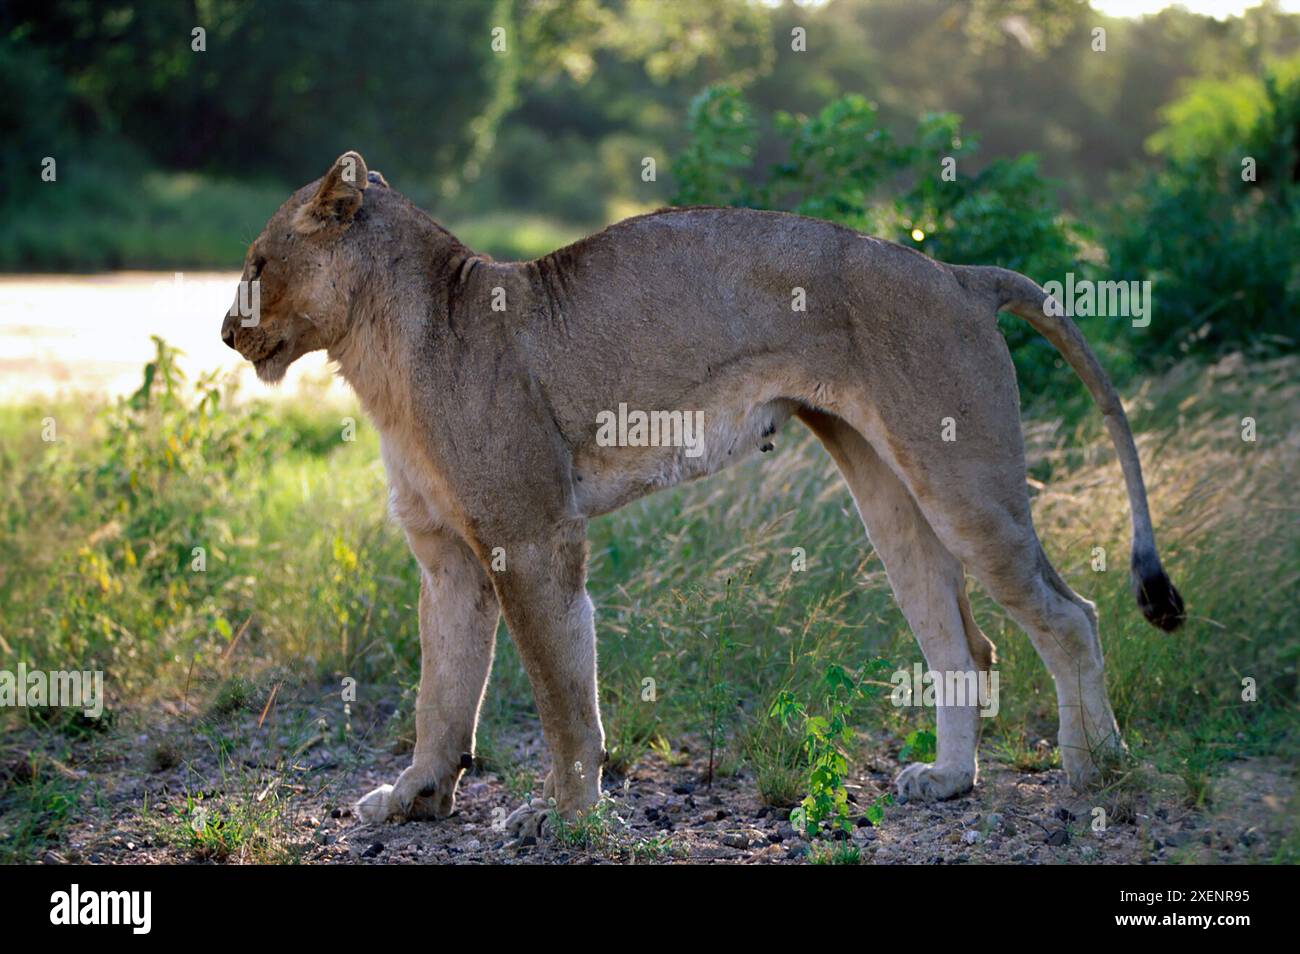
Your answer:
221,322 -> 236,350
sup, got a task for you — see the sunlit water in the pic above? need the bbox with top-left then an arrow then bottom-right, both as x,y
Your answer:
0,272 -> 349,403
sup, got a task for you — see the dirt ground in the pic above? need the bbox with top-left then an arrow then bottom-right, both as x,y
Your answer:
9,689 -> 1293,866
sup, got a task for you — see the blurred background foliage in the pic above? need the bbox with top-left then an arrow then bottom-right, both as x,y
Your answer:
1,0 -> 1297,386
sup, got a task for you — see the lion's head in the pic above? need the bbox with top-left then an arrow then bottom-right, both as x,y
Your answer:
221,150 -> 388,383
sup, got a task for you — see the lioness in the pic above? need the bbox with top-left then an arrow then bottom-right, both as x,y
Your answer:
221,152 -> 1184,835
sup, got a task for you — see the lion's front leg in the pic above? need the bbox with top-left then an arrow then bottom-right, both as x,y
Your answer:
358,530 -> 498,824
493,527 -> 606,838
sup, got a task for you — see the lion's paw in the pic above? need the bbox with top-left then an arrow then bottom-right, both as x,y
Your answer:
503,798 -> 552,844
894,763 -> 974,803
357,783 -> 399,823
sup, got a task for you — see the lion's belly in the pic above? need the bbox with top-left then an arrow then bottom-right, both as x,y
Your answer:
570,397 -> 797,517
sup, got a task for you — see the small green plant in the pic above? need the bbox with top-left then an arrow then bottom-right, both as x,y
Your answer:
808,842 -> 862,865
629,833 -> 679,863
548,798 -> 620,852
770,662 -> 878,837
176,795 -> 245,861
166,789 -> 298,864
899,728 -> 937,763
864,792 -> 894,827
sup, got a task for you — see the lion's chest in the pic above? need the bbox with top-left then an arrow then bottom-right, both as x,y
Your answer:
380,432 -> 467,541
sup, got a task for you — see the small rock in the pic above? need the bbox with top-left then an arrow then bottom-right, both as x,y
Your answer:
1045,829 -> 1070,847
962,830 -> 981,845
721,833 -> 749,849
362,842 -> 385,859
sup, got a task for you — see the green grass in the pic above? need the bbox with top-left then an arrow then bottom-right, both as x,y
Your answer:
1,343 -> 1296,861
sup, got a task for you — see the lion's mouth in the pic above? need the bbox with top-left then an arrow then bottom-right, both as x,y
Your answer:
252,339 -> 293,382
254,339 -> 289,368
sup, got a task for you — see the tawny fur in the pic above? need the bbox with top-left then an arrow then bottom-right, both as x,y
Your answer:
221,152 -> 1182,828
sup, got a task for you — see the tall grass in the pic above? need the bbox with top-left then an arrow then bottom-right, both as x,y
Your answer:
1,343 -> 1295,818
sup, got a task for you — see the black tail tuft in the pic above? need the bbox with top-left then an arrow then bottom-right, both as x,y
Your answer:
1132,554 -> 1186,632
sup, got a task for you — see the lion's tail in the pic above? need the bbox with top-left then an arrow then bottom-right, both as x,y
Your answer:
957,264 -> 1185,632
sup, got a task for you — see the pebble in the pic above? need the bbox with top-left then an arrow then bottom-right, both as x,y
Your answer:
962,830 -> 981,845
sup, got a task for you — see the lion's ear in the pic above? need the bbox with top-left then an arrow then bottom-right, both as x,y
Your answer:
295,151 -> 369,234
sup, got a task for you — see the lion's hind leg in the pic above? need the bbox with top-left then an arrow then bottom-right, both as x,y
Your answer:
856,392 -> 1123,792
799,409 -> 993,802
